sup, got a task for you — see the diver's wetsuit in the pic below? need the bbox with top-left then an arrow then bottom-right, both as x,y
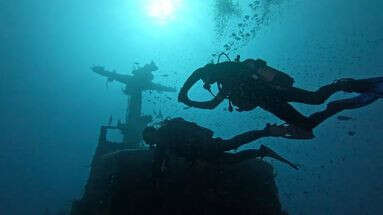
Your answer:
179,60 -> 377,131
145,118 -> 298,171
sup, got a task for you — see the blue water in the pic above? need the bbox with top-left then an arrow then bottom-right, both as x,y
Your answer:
1,0 -> 382,214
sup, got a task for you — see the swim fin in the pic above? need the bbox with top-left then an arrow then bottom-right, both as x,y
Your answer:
357,76 -> 383,94
336,76 -> 383,94
328,77 -> 383,110
327,93 -> 380,111
259,145 -> 299,170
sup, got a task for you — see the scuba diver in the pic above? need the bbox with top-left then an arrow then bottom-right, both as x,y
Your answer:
178,56 -> 383,138
143,117 -> 299,172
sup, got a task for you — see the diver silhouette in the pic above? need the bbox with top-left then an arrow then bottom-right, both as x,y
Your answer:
178,57 -> 383,139
143,117 -> 299,173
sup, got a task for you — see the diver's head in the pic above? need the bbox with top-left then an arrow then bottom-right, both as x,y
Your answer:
142,126 -> 158,146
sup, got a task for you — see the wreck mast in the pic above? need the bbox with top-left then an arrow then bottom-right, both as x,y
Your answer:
93,61 -> 176,148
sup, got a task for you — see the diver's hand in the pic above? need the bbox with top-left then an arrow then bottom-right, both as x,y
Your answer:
264,123 -> 289,137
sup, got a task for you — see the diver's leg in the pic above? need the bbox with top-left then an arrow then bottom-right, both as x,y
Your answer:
306,93 -> 379,129
344,77 -> 383,94
261,102 -> 315,134
280,77 -> 382,104
280,84 -> 346,104
218,129 -> 270,151
221,150 -> 262,164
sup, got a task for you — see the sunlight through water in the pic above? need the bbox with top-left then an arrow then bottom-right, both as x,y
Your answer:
146,0 -> 182,24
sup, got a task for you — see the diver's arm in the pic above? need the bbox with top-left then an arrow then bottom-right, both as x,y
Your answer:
178,68 -> 204,102
178,68 -> 225,109
182,91 -> 225,109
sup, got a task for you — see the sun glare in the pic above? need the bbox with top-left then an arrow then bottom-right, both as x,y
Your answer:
147,0 -> 181,24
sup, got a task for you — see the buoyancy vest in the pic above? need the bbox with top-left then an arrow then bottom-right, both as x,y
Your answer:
243,59 -> 295,88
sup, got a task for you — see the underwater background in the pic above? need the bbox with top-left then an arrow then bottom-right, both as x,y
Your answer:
1,0 -> 382,214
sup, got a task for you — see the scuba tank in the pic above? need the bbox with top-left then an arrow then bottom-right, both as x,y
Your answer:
216,54 -> 295,111
216,53 -> 294,88
243,59 -> 295,88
